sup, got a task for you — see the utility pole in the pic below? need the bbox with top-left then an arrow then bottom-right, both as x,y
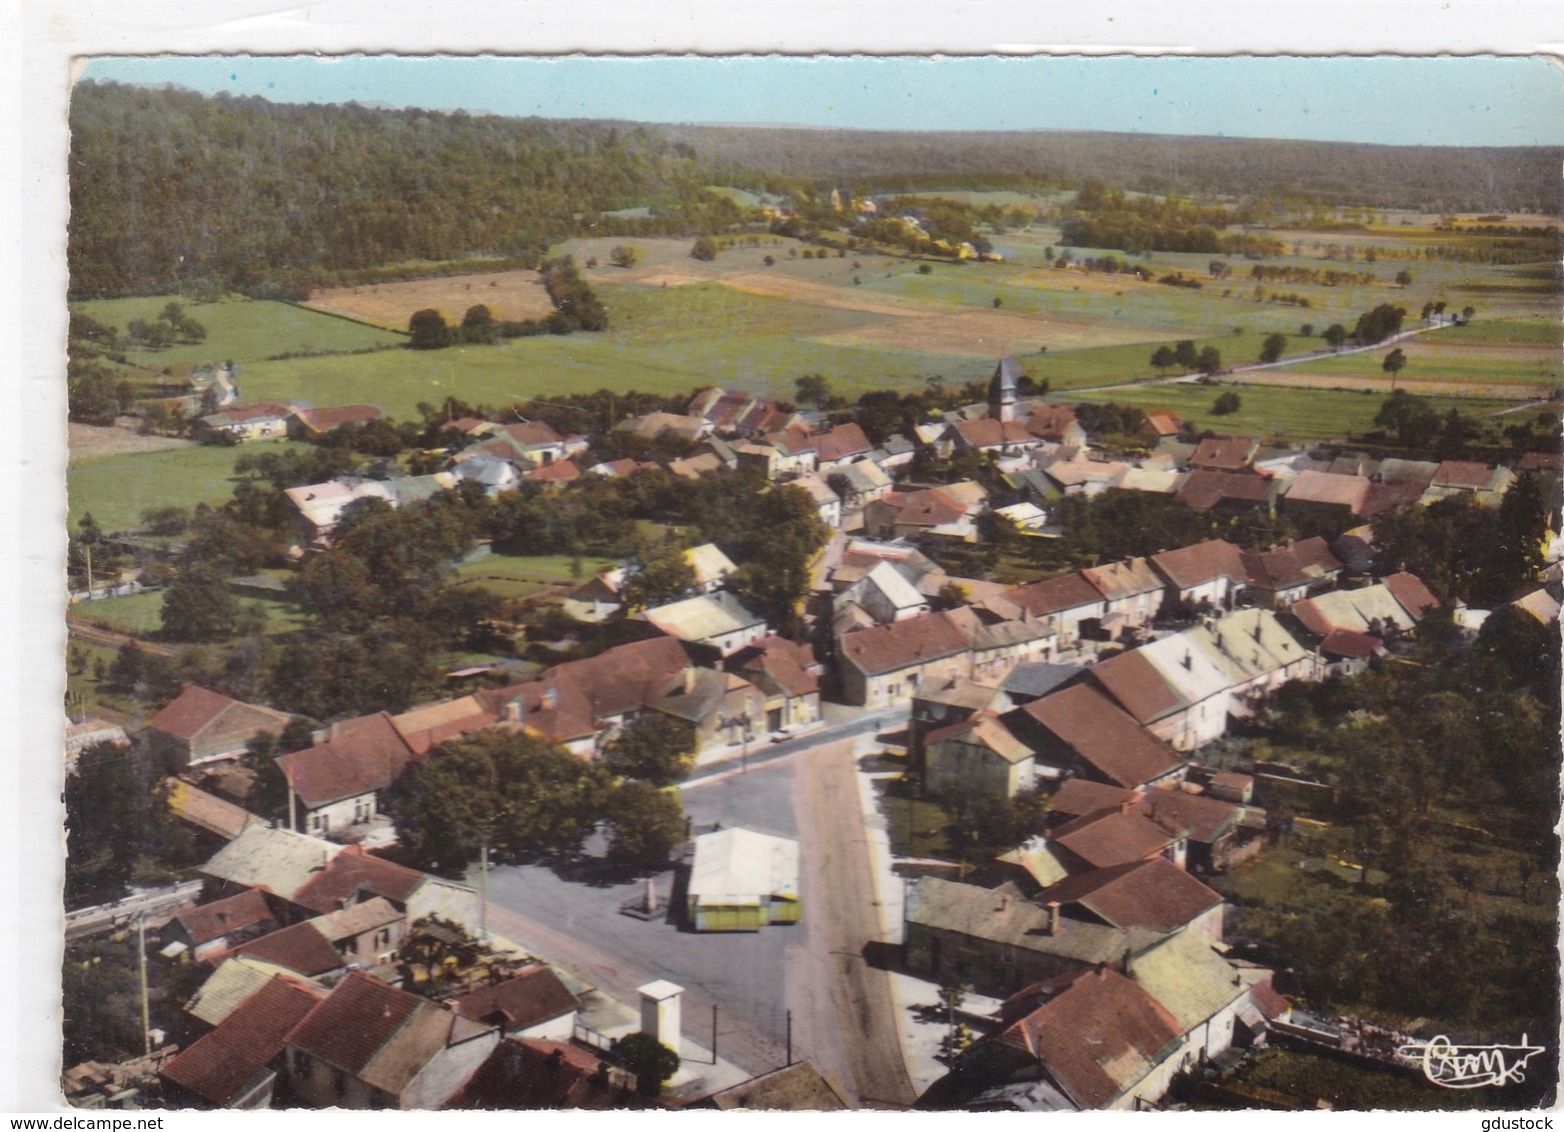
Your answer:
479,844 -> 490,944
712,1004 -> 719,1065
786,1010 -> 793,1066
137,913 -> 151,1056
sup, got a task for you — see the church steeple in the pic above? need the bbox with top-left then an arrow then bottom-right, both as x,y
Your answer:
989,357 -> 1020,422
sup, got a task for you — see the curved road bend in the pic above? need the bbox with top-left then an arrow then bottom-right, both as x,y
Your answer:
791,737 -> 917,1109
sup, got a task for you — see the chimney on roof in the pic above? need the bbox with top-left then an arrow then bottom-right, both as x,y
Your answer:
1119,798 -> 1133,816
1046,901 -> 1061,936
1182,650 -> 1192,670
998,893 -> 1010,913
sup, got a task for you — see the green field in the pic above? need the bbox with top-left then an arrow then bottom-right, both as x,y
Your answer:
67,586 -> 308,638
68,438 -> 308,533
453,552 -> 619,601
73,295 -> 404,369
1067,382 -> 1516,443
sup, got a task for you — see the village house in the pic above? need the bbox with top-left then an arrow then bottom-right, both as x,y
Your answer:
561,566 -> 627,623
1080,557 -> 1166,635
145,685 -> 294,770
638,590 -> 770,657
1033,856 -> 1224,937
952,417 -> 1039,456
1189,434 -> 1260,473
452,964 -> 581,1042
1239,537 -> 1345,607
863,486 -> 981,542
276,711 -> 420,839
836,559 -> 931,625
285,404 -> 386,441
836,609 -> 979,708
1086,641 -> 1230,753
833,459 -> 894,510
1423,459 -> 1516,505
230,921 -> 351,983
726,636 -> 823,734
615,410 -> 709,445
1000,572 -> 1107,646
283,477 -> 398,546
1038,450 -> 1132,497
449,1038 -> 644,1110
309,896 -> 407,967
789,473 -> 843,528
1007,684 -> 1185,790
164,889 -> 280,963
1149,539 -> 1247,615
1173,470 -> 1276,516
682,542 -> 740,593
924,712 -> 1039,800
195,402 -> 299,443
160,975 -> 326,1109
1047,805 -> 1188,872
284,972 -> 500,1110
812,422 -> 876,469
903,876 -> 1168,996
909,677 -> 1006,771
1280,469 -> 1372,523
1287,571 -> 1440,641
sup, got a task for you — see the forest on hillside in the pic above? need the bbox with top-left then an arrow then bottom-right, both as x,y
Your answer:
676,124 -> 1564,213
67,82 -> 724,299
68,82 -> 1563,300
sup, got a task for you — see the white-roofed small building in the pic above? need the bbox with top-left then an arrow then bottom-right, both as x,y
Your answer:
685,827 -> 802,932
638,591 -> 770,657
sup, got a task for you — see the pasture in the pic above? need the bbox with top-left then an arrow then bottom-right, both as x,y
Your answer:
303,270 -> 558,330
68,437 -> 308,533
73,295 -> 403,367
453,551 -> 618,602
1066,381 -> 1518,444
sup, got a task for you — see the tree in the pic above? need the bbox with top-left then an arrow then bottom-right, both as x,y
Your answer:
612,1032 -> 681,1095
460,304 -> 497,345
605,781 -> 685,863
160,561 -> 241,641
1173,339 -> 1199,373
1395,269 -> 1414,286
1149,345 -> 1176,374
621,546 -> 697,611
690,235 -> 719,262
610,244 -> 642,269
388,731 -> 614,873
794,373 -> 833,408
1196,345 -> 1223,375
1259,332 -> 1288,364
1461,305 -> 1477,323
66,742 -> 197,909
602,715 -> 698,787
408,308 -> 452,349
1322,323 -> 1348,350
1352,303 -> 1406,346
1212,391 -> 1242,416
1382,348 -> 1407,377
1300,323 -> 1314,337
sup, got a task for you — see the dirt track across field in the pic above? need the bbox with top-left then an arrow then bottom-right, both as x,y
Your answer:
1218,370 -> 1556,400
68,422 -> 194,462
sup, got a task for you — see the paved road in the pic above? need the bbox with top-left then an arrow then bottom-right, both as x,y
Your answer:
793,737 -> 917,1109
685,705 -> 906,787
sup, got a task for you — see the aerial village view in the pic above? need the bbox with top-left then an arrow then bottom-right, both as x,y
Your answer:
50,53 -> 1562,1115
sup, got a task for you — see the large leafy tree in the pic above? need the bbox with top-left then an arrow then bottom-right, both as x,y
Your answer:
65,742 -> 198,909
611,1032 -> 681,1095
605,781 -> 686,864
602,715 -> 698,787
388,731 -> 614,874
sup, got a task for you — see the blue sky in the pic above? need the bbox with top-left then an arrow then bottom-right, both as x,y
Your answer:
80,54 -> 1564,146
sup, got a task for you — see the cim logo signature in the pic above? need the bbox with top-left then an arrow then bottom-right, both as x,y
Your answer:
1397,1034 -> 1547,1089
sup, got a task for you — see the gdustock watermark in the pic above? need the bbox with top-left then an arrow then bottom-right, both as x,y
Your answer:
1395,1032 -> 1547,1090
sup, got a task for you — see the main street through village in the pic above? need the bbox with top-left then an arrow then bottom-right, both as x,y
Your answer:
477,703 -> 916,1106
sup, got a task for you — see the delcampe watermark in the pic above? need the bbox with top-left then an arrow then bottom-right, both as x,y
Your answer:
1396,1034 -> 1547,1089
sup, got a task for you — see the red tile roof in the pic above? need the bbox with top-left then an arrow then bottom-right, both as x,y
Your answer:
1383,571 -> 1439,621
1241,546 -> 1312,592
162,976 -> 323,1105
276,712 -> 418,809
1143,411 -> 1182,438
285,971 -> 424,1075
1518,452 -> 1564,473
1049,808 -> 1177,869
1283,470 -> 1370,511
527,459 -> 581,483
232,922 -> 345,978
886,488 -> 967,529
1358,479 -> 1427,519
814,423 -> 873,463
837,611 -> 973,677
1175,469 -> 1272,510
1150,539 -> 1244,591
1086,650 -> 1186,725
954,418 -> 1035,450
1023,404 -> 1080,442
1136,788 -> 1243,844
298,404 -> 384,432
502,421 -> 565,448
453,964 -> 580,1032
1005,572 -> 1104,618
1319,629 -> 1384,658
1036,857 -> 1222,932
1190,434 -> 1259,471
174,889 -> 276,947
291,845 -> 427,916
1021,685 -> 1182,787
996,967 -> 1182,1109
1047,779 -> 1136,820
148,686 -> 239,741
451,1038 -> 647,1110
1433,459 -> 1496,489
729,636 -> 820,698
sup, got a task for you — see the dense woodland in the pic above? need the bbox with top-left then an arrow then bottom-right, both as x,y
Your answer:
673,124 -> 1564,213
68,82 -> 723,298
